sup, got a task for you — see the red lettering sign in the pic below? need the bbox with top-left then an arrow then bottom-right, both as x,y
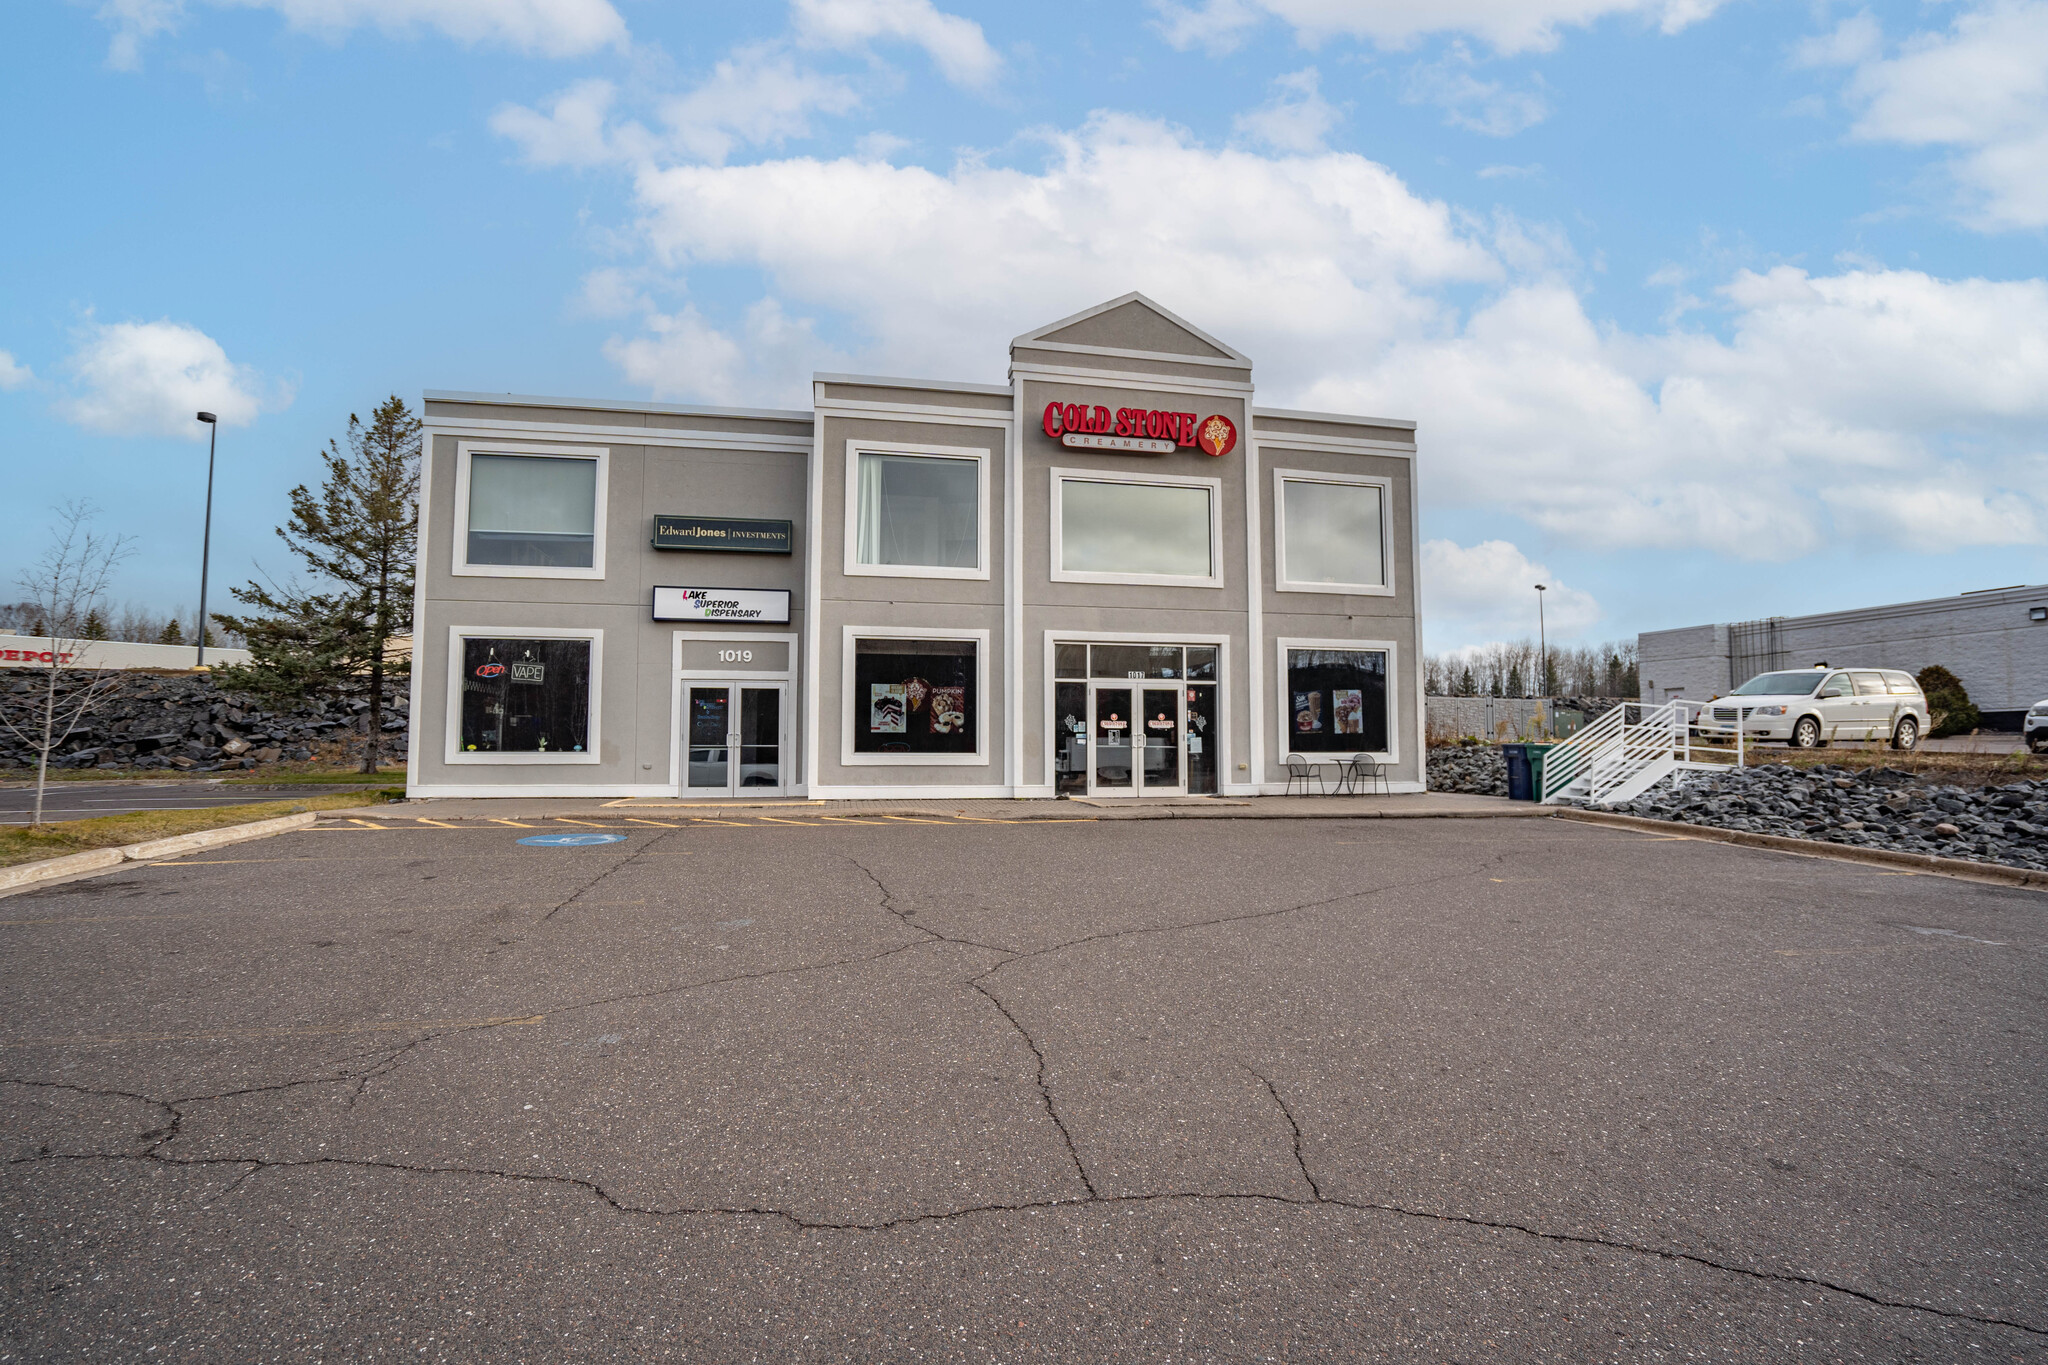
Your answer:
476,663 -> 507,678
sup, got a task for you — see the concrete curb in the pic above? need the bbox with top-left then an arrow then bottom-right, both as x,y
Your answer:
0,812 -> 320,897
0,848 -> 125,892
122,812 -> 319,862
1553,808 -> 2048,893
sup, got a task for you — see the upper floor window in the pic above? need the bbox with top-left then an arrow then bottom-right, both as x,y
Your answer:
454,444 -> 607,579
1274,470 -> 1392,595
846,443 -> 988,579
1051,469 -> 1222,587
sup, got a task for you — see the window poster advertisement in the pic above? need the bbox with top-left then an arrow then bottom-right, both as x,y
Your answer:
928,686 -> 966,735
870,683 -> 907,733
1294,691 -> 1323,733
1334,689 -> 1364,735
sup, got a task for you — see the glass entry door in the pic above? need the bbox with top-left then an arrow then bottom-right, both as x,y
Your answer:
1086,683 -> 1185,797
683,683 -> 784,796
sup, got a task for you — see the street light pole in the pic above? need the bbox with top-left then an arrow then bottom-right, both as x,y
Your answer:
1534,584 -> 1548,697
195,412 -> 218,668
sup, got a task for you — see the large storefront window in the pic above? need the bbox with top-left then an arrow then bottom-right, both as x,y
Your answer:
466,453 -> 598,568
1279,476 -> 1386,589
1285,648 -> 1388,753
459,638 -> 592,753
853,638 -> 977,755
855,453 -> 979,569
1056,476 -> 1216,582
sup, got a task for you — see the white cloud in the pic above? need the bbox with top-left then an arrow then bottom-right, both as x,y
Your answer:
791,0 -> 1001,88
493,46 -> 862,168
99,0 -> 625,70
60,320 -> 278,437
1234,67 -> 1343,151
604,299 -> 852,408
1404,43 -> 1549,134
1151,0 -> 1724,56
1803,1 -> 2048,230
1423,539 -> 1601,640
569,113 -> 2042,556
0,351 -> 32,391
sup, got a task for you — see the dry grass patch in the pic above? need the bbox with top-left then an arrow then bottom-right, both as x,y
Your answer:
0,791 -> 389,869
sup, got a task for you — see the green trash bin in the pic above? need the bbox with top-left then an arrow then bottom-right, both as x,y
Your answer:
1525,743 -> 1557,802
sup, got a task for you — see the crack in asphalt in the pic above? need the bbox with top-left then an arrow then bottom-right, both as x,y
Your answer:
539,830 -> 670,923
9,1148 -> 2041,1339
1244,1064 -> 1322,1202
965,970 -> 1098,1200
847,859 -> 1011,954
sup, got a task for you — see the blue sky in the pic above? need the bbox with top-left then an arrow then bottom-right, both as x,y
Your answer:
3,0 -> 2043,653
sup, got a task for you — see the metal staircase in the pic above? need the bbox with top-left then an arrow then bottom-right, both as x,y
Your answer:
1538,701 -> 1727,806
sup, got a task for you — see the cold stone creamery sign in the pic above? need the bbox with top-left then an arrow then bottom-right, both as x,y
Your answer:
651,515 -> 794,554
1041,402 -> 1238,457
652,586 -> 792,624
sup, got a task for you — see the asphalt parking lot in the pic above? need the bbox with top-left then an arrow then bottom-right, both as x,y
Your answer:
2,813 -> 2042,1361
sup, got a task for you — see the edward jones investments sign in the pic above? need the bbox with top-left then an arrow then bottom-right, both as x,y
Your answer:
651,515 -> 794,554
652,587 -> 792,624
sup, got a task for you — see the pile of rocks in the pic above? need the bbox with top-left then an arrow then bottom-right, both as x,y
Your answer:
1587,762 -> 2047,871
1427,744 -> 1508,796
0,669 -> 408,773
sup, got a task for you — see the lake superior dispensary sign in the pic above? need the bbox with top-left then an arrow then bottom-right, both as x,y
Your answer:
651,515 -> 794,554
652,586 -> 793,624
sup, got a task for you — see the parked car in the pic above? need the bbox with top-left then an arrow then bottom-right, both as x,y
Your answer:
1692,667 -> 1928,750
2027,699 -> 2048,753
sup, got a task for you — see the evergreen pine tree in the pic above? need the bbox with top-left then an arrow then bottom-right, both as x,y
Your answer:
1457,666 -> 1476,697
81,609 -> 108,640
214,397 -> 419,772
158,618 -> 183,645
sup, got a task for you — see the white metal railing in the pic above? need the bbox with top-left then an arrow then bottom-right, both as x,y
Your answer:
1538,698 -> 1748,805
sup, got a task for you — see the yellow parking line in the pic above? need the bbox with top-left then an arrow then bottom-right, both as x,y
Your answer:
487,818 -> 536,828
0,1013 -> 547,1049
414,818 -> 459,828
758,816 -> 822,826
553,818 -> 626,829
690,818 -> 753,827
346,818 -> 389,828
880,814 -> 953,825
623,818 -> 679,827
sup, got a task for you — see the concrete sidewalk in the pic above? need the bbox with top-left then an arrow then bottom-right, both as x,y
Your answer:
369,791 -> 1540,822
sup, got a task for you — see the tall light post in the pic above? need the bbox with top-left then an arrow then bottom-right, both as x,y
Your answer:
1534,583 -> 1548,697
194,412 -> 219,668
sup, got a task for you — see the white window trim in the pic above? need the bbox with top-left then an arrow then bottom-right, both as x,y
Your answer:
1272,468 -> 1395,597
1274,636 -> 1400,767
840,625 -> 991,767
842,439 -> 992,581
1049,466 -> 1225,589
444,624 -> 603,766
451,440 -> 609,581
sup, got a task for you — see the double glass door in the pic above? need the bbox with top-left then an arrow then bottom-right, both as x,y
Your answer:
1087,682 -> 1185,797
684,683 -> 784,795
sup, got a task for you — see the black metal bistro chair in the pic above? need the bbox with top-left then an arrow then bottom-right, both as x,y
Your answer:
1284,753 -> 1325,796
1340,754 -> 1389,796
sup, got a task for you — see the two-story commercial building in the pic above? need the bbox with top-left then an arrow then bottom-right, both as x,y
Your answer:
406,293 -> 1423,800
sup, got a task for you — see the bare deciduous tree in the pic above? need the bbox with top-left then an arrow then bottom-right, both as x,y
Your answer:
0,504 -> 134,825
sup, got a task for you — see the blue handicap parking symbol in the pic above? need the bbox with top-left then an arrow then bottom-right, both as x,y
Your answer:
517,832 -> 629,847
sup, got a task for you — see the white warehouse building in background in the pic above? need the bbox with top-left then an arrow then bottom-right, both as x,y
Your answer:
1638,585 -> 2048,730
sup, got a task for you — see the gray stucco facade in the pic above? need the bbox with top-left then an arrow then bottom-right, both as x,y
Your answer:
1639,585 -> 2048,726
408,294 -> 1424,798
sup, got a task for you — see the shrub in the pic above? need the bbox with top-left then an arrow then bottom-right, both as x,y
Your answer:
1916,665 -> 1982,738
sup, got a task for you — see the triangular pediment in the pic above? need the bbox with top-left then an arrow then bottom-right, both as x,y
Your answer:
1013,293 -> 1250,366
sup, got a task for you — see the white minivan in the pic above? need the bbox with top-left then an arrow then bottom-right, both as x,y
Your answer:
1693,667 -> 1929,751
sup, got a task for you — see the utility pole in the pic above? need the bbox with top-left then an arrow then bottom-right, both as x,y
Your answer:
1534,583 -> 1548,697
195,412 -> 219,667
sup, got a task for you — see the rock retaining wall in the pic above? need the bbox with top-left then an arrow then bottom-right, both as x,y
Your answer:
0,669 -> 407,773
